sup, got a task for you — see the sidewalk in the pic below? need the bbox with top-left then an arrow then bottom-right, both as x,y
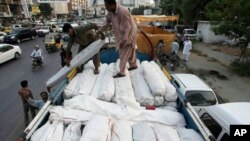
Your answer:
180,41 -> 250,103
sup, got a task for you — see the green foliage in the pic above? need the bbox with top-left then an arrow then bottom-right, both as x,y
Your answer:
131,5 -> 152,15
232,61 -> 250,76
38,4 -> 53,19
205,0 -> 250,63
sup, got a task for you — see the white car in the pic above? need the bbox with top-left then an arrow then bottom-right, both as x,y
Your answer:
0,31 -> 7,43
0,44 -> 22,64
37,26 -> 51,37
171,73 -> 218,111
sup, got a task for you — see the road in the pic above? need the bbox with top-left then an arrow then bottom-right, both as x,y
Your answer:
0,37 -> 64,141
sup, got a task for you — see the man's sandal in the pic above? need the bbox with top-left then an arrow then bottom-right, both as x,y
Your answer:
94,70 -> 99,75
113,73 -> 125,78
128,66 -> 138,71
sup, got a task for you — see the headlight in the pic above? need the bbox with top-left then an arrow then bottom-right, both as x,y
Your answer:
11,36 -> 16,39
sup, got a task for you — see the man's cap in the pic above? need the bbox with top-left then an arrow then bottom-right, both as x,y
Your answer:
35,45 -> 39,48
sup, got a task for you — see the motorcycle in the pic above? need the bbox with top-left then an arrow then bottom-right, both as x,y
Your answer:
159,52 -> 181,71
32,57 -> 42,71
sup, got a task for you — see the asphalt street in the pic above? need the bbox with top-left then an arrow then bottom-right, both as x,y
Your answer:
0,37 -> 67,141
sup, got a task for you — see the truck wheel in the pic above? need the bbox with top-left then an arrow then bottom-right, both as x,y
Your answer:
14,53 -> 20,59
17,39 -> 21,44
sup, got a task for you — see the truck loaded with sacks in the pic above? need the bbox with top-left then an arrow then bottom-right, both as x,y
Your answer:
19,39 -> 215,141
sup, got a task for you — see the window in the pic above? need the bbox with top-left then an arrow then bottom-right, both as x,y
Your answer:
201,113 -> 222,138
186,91 -> 217,106
221,133 -> 230,141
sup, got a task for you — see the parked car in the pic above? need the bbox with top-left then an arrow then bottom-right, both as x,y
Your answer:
198,102 -> 250,141
171,73 -> 218,112
12,24 -> 23,29
0,31 -> 7,43
0,44 -> 21,64
37,26 -> 51,37
3,28 -> 36,44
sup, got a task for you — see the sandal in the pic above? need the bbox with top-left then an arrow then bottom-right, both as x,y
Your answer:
113,73 -> 125,78
94,69 -> 99,75
128,66 -> 138,71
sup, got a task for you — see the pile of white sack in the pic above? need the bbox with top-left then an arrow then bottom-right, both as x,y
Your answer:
31,58 -> 205,141
31,113 -> 204,141
63,59 -> 177,107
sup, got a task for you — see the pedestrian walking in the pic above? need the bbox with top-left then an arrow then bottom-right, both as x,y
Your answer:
98,0 -> 138,78
182,37 -> 192,61
18,80 -> 36,127
179,34 -> 186,51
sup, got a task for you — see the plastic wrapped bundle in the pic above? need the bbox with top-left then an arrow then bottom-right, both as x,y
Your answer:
113,59 -> 140,109
141,61 -> 166,96
90,63 -> 108,98
130,66 -> 154,106
31,121 -> 51,141
111,120 -> 133,141
98,63 -> 115,102
132,123 -> 156,141
63,95 -> 141,120
177,127 -> 204,141
63,122 -> 82,141
80,114 -> 112,141
149,61 -> 177,101
152,124 -> 180,141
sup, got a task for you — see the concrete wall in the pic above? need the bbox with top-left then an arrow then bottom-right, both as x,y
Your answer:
197,21 -> 227,44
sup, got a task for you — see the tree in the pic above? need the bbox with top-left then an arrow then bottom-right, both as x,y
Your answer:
181,0 -> 211,26
205,0 -> 250,64
39,3 -> 53,19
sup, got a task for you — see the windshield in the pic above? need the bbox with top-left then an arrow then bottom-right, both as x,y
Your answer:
186,30 -> 196,34
10,30 -> 21,34
186,91 -> 217,106
40,26 -> 49,30
45,36 -> 54,42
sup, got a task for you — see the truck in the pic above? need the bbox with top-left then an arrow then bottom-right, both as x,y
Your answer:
176,25 -> 197,40
17,41 -> 215,140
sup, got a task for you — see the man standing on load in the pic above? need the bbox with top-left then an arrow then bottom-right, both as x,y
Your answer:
97,0 -> 138,78
63,23 -> 101,74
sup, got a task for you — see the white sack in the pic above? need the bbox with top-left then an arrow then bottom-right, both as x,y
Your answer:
39,121 -> 62,141
153,124 -> 180,141
98,63 -> 115,101
31,121 -> 51,141
63,73 -> 82,99
130,66 -> 154,106
113,59 -> 140,109
149,61 -> 177,101
80,114 -> 112,141
132,123 -> 156,141
63,122 -> 82,141
90,63 -> 108,98
46,121 -> 64,141
177,127 -> 204,141
141,61 -> 166,96
49,106 -> 92,124
154,96 -> 164,106
78,68 -> 97,95
133,108 -> 186,126
111,120 -> 133,141
63,95 -> 141,120
46,39 -> 105,88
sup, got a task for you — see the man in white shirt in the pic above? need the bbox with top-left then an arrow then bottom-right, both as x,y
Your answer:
182,37 -> 192,61
170,40 -> 179,55
31,45 -> 43,63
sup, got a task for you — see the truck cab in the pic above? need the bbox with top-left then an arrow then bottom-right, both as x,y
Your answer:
171,73 -> 218,112
198,102 -> 250,141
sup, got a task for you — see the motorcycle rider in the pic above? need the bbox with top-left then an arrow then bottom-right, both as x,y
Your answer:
31,45 -> 43,64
